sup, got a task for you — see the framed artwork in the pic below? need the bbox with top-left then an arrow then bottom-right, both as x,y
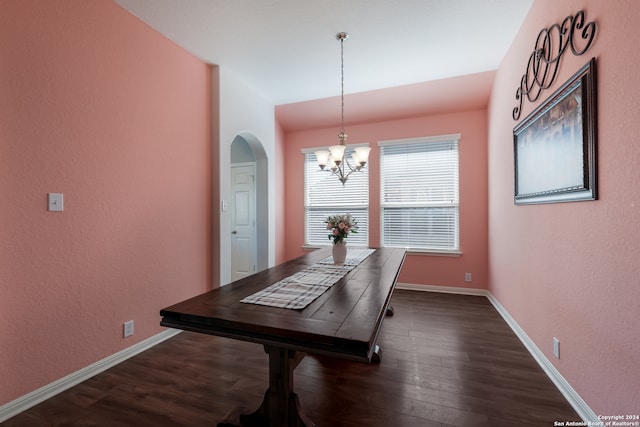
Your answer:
513,58 -> 597,205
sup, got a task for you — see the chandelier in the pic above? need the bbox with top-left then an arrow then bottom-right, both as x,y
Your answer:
314,32 -> 370,185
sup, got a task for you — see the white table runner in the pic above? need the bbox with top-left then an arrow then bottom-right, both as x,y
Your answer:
240,248 -> 375,310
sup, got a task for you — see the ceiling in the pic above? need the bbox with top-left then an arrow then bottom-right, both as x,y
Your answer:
114,0 -> 533,130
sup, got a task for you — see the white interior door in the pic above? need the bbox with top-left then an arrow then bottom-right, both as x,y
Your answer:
231,164 -> 257,281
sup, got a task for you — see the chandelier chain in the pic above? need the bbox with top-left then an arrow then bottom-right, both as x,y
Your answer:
340,35 -> 345,134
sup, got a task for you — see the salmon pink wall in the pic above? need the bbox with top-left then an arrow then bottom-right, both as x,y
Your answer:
0,0 -> 212,406
283,110 -> 488,289
489,0 -> 640,414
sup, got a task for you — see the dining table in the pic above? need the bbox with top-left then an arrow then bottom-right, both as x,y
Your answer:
159,246 -> 406,426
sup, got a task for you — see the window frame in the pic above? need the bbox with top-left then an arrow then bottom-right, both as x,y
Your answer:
302,144 -> 370,248
378,134 -> 461,254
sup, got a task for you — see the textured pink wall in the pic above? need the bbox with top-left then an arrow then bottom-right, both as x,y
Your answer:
283,109 -> 489,289
0,0 -> 212,405
489,0 -> 640,414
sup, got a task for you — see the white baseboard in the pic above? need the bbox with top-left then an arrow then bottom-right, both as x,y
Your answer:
486,294 -> 599,423
396,282 -> 489,296
396,283 -> 598,422
2,287 -> 599,423
0,328 -> 181,423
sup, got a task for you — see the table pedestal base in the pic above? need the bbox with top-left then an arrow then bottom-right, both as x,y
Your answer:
218,345 -> 315,427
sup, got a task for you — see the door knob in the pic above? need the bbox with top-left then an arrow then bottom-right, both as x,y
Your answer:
231,230 -> 237,234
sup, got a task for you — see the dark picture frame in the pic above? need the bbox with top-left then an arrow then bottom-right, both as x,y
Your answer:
513,58 -> 597,205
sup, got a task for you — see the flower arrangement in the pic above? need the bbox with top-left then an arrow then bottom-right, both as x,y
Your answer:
325,213 -> 358,245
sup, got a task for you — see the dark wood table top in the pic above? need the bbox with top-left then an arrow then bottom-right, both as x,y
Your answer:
160,246 -> 406,362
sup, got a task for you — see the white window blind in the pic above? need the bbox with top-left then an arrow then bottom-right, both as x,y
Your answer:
304,147 -> 369,246
379,135 -> 460,252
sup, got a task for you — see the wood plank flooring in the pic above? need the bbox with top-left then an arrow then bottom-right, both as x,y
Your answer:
2,290 -> 580,426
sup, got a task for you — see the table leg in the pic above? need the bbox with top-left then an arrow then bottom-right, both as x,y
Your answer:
371,344 -> 383,363
218,346 -> 315,427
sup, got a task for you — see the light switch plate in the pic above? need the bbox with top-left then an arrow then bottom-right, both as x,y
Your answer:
48,193 -> 64,212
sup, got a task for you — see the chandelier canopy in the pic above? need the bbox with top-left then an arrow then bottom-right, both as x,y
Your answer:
314,32 -> 370,185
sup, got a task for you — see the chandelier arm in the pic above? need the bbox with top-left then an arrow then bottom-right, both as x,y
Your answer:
343,168 -> 357,180
343,156 -> 359,173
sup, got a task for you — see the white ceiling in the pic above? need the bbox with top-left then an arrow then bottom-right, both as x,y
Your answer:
114,0 -> 533,106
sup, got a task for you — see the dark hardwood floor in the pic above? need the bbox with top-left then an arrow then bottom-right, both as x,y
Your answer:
2,290 -> 580,426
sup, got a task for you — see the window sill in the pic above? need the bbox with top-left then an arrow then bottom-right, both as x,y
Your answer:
303,245 -> 462,257
405,249 -> 462,257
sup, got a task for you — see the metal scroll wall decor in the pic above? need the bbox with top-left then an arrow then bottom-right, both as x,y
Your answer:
513,10 -> 597,120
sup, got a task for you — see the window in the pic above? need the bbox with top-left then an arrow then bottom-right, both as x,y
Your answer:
303,146 -> 369,246
379,134 -> 460,252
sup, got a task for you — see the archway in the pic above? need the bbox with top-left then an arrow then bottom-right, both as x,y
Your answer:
229,134 -> 268,280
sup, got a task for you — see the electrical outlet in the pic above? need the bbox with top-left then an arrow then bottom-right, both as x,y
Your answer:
124,320 -> 134,338
553,337 -> 560,359
464,273 -> 472,282
48,193 -> 64,212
